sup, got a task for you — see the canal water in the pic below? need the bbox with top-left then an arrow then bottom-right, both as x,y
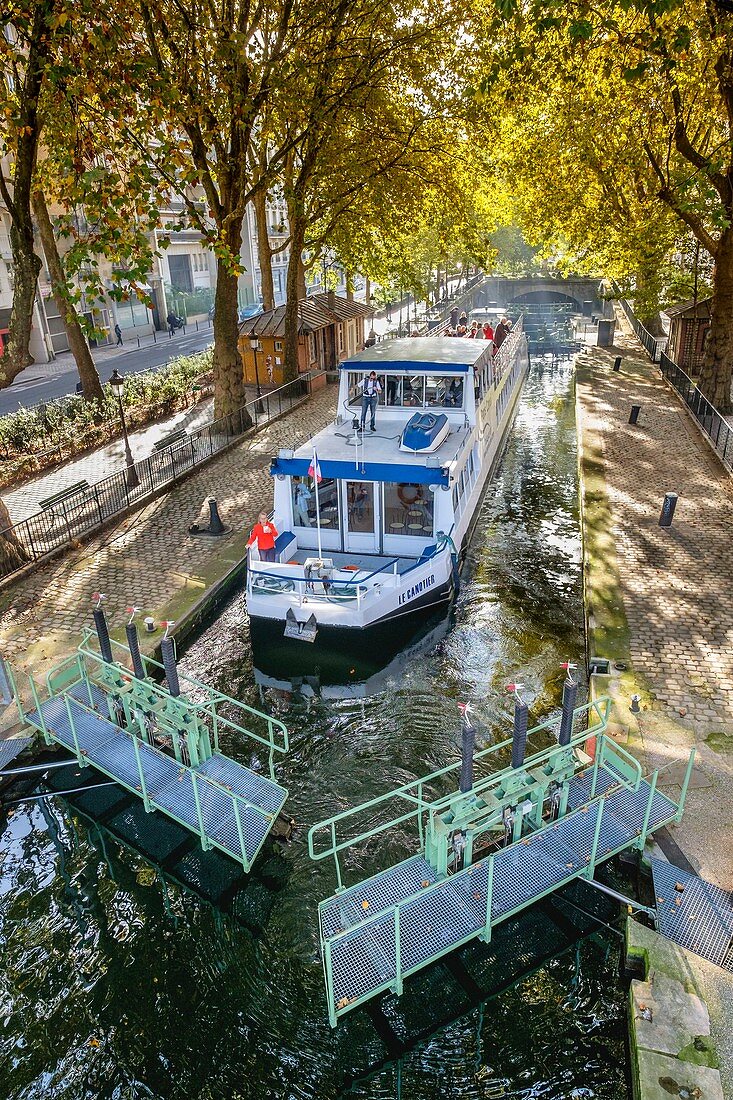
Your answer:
0,352 -> 630,1099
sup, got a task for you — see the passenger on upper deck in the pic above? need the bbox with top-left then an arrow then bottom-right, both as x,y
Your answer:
358,370 -> 382,432
494,318 -> 511,348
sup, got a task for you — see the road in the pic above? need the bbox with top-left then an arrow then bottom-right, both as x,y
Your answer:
0,328 -> 213,416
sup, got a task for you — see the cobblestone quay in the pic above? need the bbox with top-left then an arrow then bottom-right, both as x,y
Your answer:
0,386 -> 337,674
577,317 -> 733,890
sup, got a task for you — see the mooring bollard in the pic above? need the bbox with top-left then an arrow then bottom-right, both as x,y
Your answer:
613,357 -> 622,371
629,404 -> 641,425
659,492 -> 678,527
126,622 -> 145,680
208,497 -> 225,534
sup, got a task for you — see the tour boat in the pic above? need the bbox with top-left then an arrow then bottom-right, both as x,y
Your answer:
246,324 -> 530,677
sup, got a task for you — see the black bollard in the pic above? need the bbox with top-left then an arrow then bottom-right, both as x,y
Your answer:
629,404 -> 641,425
161,637 -> 180,697
93,607 -> 113,663
558,678 -> 578,746
659,492 -> 678,528
208,497 -> 225,535
125,622 -> 145,680
613,357 -> 622,371
511,698 -> 529,770
459,719 -> 476,793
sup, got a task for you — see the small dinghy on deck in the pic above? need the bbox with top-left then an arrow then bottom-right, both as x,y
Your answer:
399,412 -> 450,453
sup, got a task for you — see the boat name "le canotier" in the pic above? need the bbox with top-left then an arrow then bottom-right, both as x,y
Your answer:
398,574 -> 436,606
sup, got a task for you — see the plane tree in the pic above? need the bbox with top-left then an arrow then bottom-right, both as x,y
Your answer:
480,0 -> 733,408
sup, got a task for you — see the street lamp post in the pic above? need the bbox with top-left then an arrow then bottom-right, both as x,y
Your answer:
108,368 -> 140,489
249,334 -> 265,415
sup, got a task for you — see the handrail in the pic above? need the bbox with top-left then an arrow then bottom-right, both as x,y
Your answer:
78,630 -> 288,755
248,556 -> 401,586
308,697 -> 611,864
58,688 -> 275,828
321,767 -> 676,954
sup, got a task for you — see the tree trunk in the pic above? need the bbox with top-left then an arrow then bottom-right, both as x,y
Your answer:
0,498 -> 28,578
32,190 -> 105,404
253,189 -> 275,312
699,225 -> 733,412
2,225 -> 41,388
284,216 -> 307,383
212,261 -> 251,424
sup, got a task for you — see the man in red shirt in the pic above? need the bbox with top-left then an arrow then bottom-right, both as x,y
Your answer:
247,511 -> 278,562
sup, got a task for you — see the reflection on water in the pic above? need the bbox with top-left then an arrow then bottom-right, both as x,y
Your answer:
0,354 -> 629,1099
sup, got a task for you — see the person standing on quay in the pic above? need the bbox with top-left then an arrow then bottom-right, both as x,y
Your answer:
247,511 -> 278,562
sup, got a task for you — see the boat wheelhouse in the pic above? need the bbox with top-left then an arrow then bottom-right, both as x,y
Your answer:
246,325 -> 529,670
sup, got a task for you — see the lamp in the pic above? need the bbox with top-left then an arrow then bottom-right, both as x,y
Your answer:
249,332 -> 265,415
108,368 -> 140,489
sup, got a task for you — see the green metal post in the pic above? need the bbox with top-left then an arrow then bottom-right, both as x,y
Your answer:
417,781 -> 425,850
4,662 -> 26,725
267,717 -> 276,779
63,694 -> 85,765
26,674 -> 49,742
675,749 -> 696,822
637,770 -> 658,850
394,907 -> 403,995
331,822 -> 343,892
191,772 -> 212,851
232,798 -> 251,873
212,707 -> 220,754
584,802 -> 605,879
589,738 -> 603,799
131,734 -> 151,812
324,938 -> 337,1028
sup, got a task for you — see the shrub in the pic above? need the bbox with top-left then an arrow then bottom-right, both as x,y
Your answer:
0,348 -> 213,471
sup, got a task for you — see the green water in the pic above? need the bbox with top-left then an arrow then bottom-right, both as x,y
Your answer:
0,354 -> 630,1099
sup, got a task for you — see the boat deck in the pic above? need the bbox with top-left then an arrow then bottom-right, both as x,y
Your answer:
25,686 -> 287,870
319,765 -> 678,1018
288,548 -> 418,574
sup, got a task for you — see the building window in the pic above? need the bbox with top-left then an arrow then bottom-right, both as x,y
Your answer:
275,340 -> 283,351
383,483 -> 433,537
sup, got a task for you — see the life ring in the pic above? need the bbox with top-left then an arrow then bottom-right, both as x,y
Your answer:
398,484 -> 420,506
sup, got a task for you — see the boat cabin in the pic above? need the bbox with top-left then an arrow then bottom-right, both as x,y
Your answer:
269,338 -> 498,559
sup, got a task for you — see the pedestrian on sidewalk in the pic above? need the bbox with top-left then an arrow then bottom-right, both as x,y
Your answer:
266,355 -> 274,384
247,511 -> 278,562
114,323 -> 123,346
450,306 -> 459,329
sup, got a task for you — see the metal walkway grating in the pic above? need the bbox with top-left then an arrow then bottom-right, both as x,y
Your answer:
653,859 -> 733,970
25,690 -> 285,870
323,773 -> 679,1012
0,737 -> 33,771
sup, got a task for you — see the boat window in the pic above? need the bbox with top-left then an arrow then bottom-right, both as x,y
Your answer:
402,375 -> 424,407
444,377 -> 464,408
424,376 -> 445,407
346,481 -> 374,533
347,371 -> 362,406
384,375 -> 401,406
292,475 -> 339,529
383,483 -> 434,537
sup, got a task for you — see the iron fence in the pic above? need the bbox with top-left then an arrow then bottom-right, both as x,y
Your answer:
1,374 -> 313,583
658,352 -> 733,473
617,297 -> 667,362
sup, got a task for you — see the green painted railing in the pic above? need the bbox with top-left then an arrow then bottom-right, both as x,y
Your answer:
25,681 -> 272,871
318,748 -> 694,1026
308,697 -> 612,886
50,629 -> 289,777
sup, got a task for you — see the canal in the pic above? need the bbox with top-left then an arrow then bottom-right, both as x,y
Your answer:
0,351 -> 630,1099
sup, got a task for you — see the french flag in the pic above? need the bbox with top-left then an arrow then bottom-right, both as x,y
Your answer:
308,450 -> 323,483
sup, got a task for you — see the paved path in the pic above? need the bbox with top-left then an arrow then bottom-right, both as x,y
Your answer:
0,385 -> 337,674
4,398 -> 214,523
577,315 -> 733,887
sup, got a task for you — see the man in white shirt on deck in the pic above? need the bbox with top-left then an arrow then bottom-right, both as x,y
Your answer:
359,371 -> 382,433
